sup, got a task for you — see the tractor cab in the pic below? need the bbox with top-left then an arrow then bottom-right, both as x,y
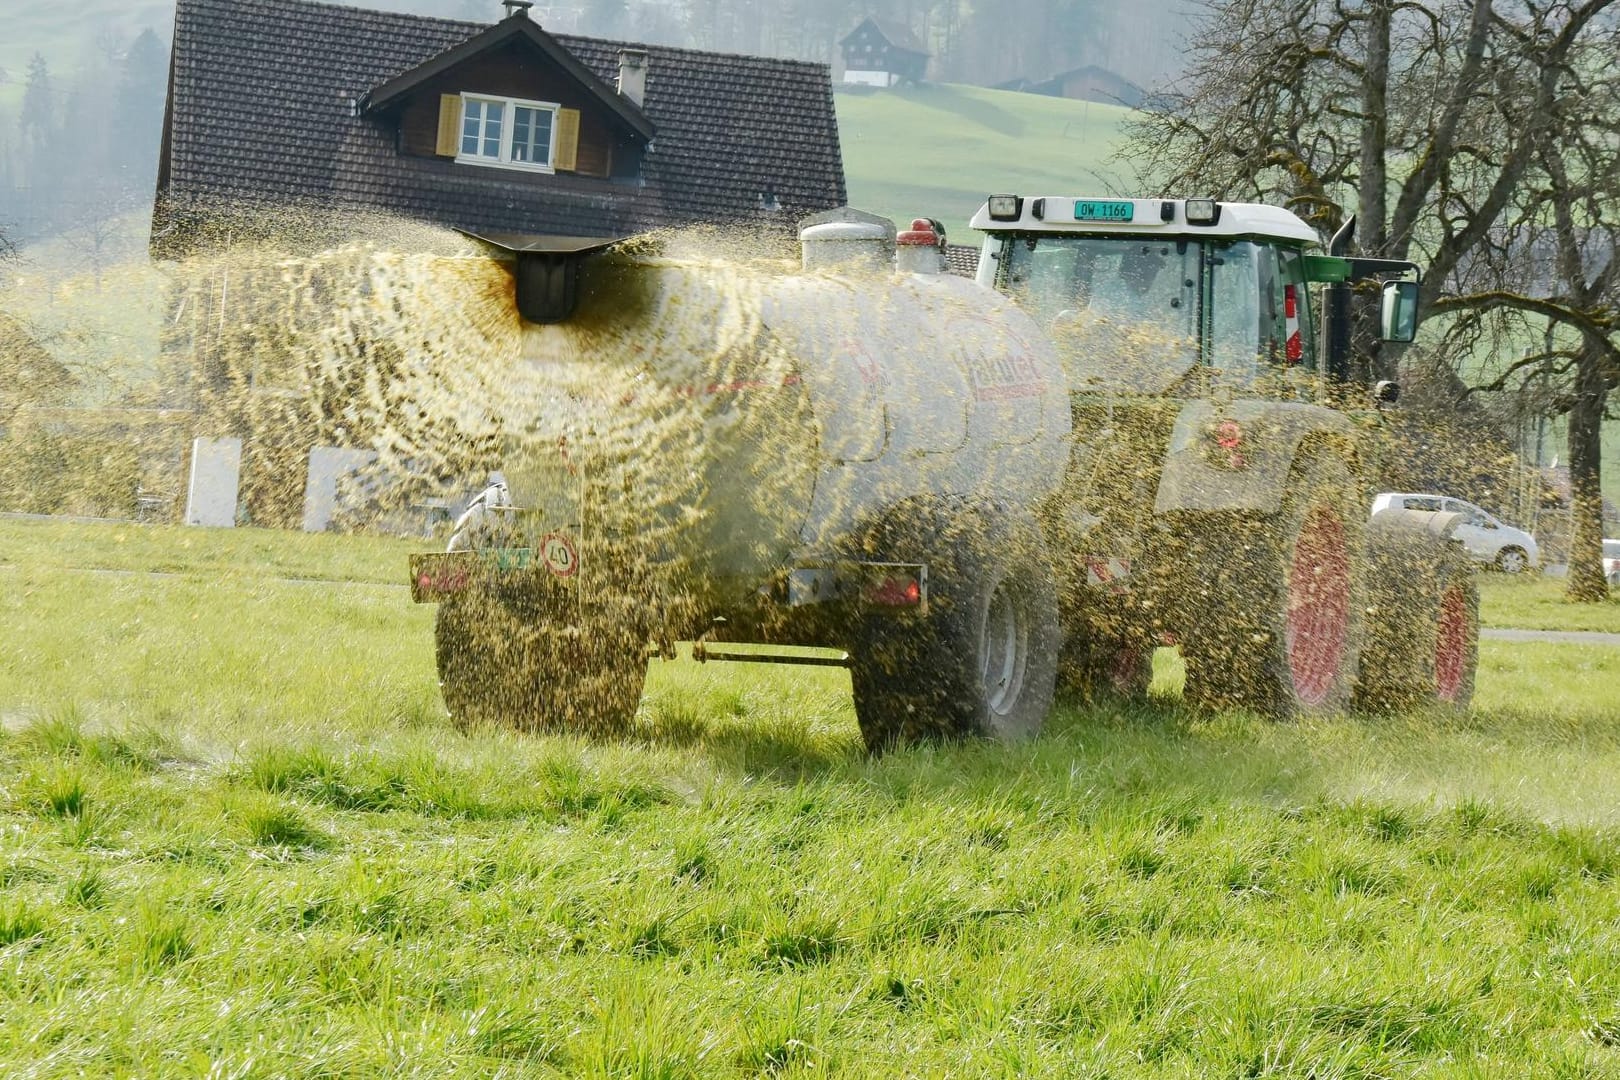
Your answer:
969,195 -> 1419,397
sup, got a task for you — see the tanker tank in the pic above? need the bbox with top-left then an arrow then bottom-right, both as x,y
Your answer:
420,216 -> 1073,748
486,240 -> 1070,611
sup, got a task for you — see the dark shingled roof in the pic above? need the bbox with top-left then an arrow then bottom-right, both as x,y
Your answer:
155,0 -> 846,249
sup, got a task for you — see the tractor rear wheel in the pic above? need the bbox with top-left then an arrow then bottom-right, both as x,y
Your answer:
850,502 -> 1061,751
1180,452 -> 1364,716
435,577 -> 648,737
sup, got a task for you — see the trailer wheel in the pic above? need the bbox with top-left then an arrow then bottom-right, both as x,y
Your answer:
434,579 -> 648,737
850,503 -> 1061,751
1355,537 -> 1478,712
1180,451 -> 1364,716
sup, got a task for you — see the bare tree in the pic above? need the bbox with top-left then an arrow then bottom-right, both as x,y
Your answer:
0,219 -> 18,294
1128,0 -> 1613,310
1436,28 -> 1620,599
1127,0 -> 1619,598
61,183 -> 143,287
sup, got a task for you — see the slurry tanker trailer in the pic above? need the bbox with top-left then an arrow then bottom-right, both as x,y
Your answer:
410,198 -> 1478,749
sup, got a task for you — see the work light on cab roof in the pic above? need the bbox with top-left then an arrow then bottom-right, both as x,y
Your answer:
973,195 -> 1318,243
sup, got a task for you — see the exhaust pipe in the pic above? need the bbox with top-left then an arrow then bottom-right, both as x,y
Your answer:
1324,215 -> 1355,383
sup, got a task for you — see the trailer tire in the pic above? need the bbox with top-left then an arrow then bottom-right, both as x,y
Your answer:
1180,451 -> 1364,716
435,579 -> 648,737
1355,538 -> 1478,712
850,503 -> 1060,752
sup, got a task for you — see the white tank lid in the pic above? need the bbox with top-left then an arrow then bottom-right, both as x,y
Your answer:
800,221 -> 891,243
800,220 -> 892,272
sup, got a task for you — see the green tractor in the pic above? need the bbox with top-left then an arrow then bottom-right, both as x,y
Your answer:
970,194 -> 1477,715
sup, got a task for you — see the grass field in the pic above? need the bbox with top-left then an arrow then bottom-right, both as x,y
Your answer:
835,83 -> 1133,235
4,518 -> 1620,1074
1479,572 -> 1620,634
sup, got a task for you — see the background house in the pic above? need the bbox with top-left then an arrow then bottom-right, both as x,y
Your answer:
995,65 -> 1144,108
151,0 -> 847,256
839,17 -> 929,88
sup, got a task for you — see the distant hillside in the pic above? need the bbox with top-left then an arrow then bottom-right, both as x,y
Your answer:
835,82 -> 1136,237
0,0 -> 175,109
0,0 -> 474,110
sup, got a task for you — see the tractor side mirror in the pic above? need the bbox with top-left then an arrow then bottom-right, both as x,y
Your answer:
1380,280 -> 1419,343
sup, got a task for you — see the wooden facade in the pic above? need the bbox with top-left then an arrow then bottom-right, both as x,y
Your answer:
1048,66 -> 1144,109
840,18 -> 928,85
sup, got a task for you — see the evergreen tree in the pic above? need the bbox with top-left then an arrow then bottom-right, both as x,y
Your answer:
16,53 -> 58,237
111,30 -> 169,190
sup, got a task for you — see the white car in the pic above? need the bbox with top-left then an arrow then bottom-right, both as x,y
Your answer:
1372,493 -> 1540,573
1604,539 -> 1620,584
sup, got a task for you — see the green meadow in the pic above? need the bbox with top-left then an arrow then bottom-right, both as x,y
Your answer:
2,518 -> 1620,1075
836,82 -> 1134,235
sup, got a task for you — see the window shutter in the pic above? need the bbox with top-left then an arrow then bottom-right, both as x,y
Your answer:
554,108 -> 580,172
436,95 -> 462,157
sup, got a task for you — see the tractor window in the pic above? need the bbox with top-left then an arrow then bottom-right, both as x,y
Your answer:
1211,242 -> 1320,383
1209,242 -> 1265,379
1276,248 -> 1318,371
1000,234 -> 1199,392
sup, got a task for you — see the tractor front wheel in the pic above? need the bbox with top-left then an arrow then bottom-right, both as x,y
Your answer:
1355,532 -> 1479,712
1180,452 -> 1364,716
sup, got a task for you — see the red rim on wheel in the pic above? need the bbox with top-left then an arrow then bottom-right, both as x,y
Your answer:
1435,584 -> 1469,702
1111,647 -> 1146,694
1285,505 -> 1351,706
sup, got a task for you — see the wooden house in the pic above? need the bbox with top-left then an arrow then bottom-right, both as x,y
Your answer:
995,65 -> 1144,108
839,17 -> 929,88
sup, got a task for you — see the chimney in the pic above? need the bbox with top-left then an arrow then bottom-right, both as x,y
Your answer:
502,0 -> 533,18
617,48 -> 648,107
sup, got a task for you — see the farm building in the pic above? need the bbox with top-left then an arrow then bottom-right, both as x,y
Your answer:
143,0 -> 850,529
839,17 -> 929,88
995,65 -> 1145,108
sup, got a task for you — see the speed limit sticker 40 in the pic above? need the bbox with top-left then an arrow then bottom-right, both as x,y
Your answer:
540,533 -> 579,578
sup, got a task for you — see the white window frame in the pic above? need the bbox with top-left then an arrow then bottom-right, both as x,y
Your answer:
455,92 -> 559,174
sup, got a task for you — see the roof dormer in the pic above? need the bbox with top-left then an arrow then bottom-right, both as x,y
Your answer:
362,11 -> 654,180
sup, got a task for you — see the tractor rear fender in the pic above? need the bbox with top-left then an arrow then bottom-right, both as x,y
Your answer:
1153,401 -> 1363,515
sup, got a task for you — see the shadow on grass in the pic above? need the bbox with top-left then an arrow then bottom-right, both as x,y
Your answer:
887,84 -> 1029,137
630,701 -> 862,783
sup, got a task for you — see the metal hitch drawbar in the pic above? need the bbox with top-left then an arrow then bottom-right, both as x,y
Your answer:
691,641 -> 852,668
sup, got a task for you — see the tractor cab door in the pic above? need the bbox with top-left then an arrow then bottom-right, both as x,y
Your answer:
1207,241 -> 1320,395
